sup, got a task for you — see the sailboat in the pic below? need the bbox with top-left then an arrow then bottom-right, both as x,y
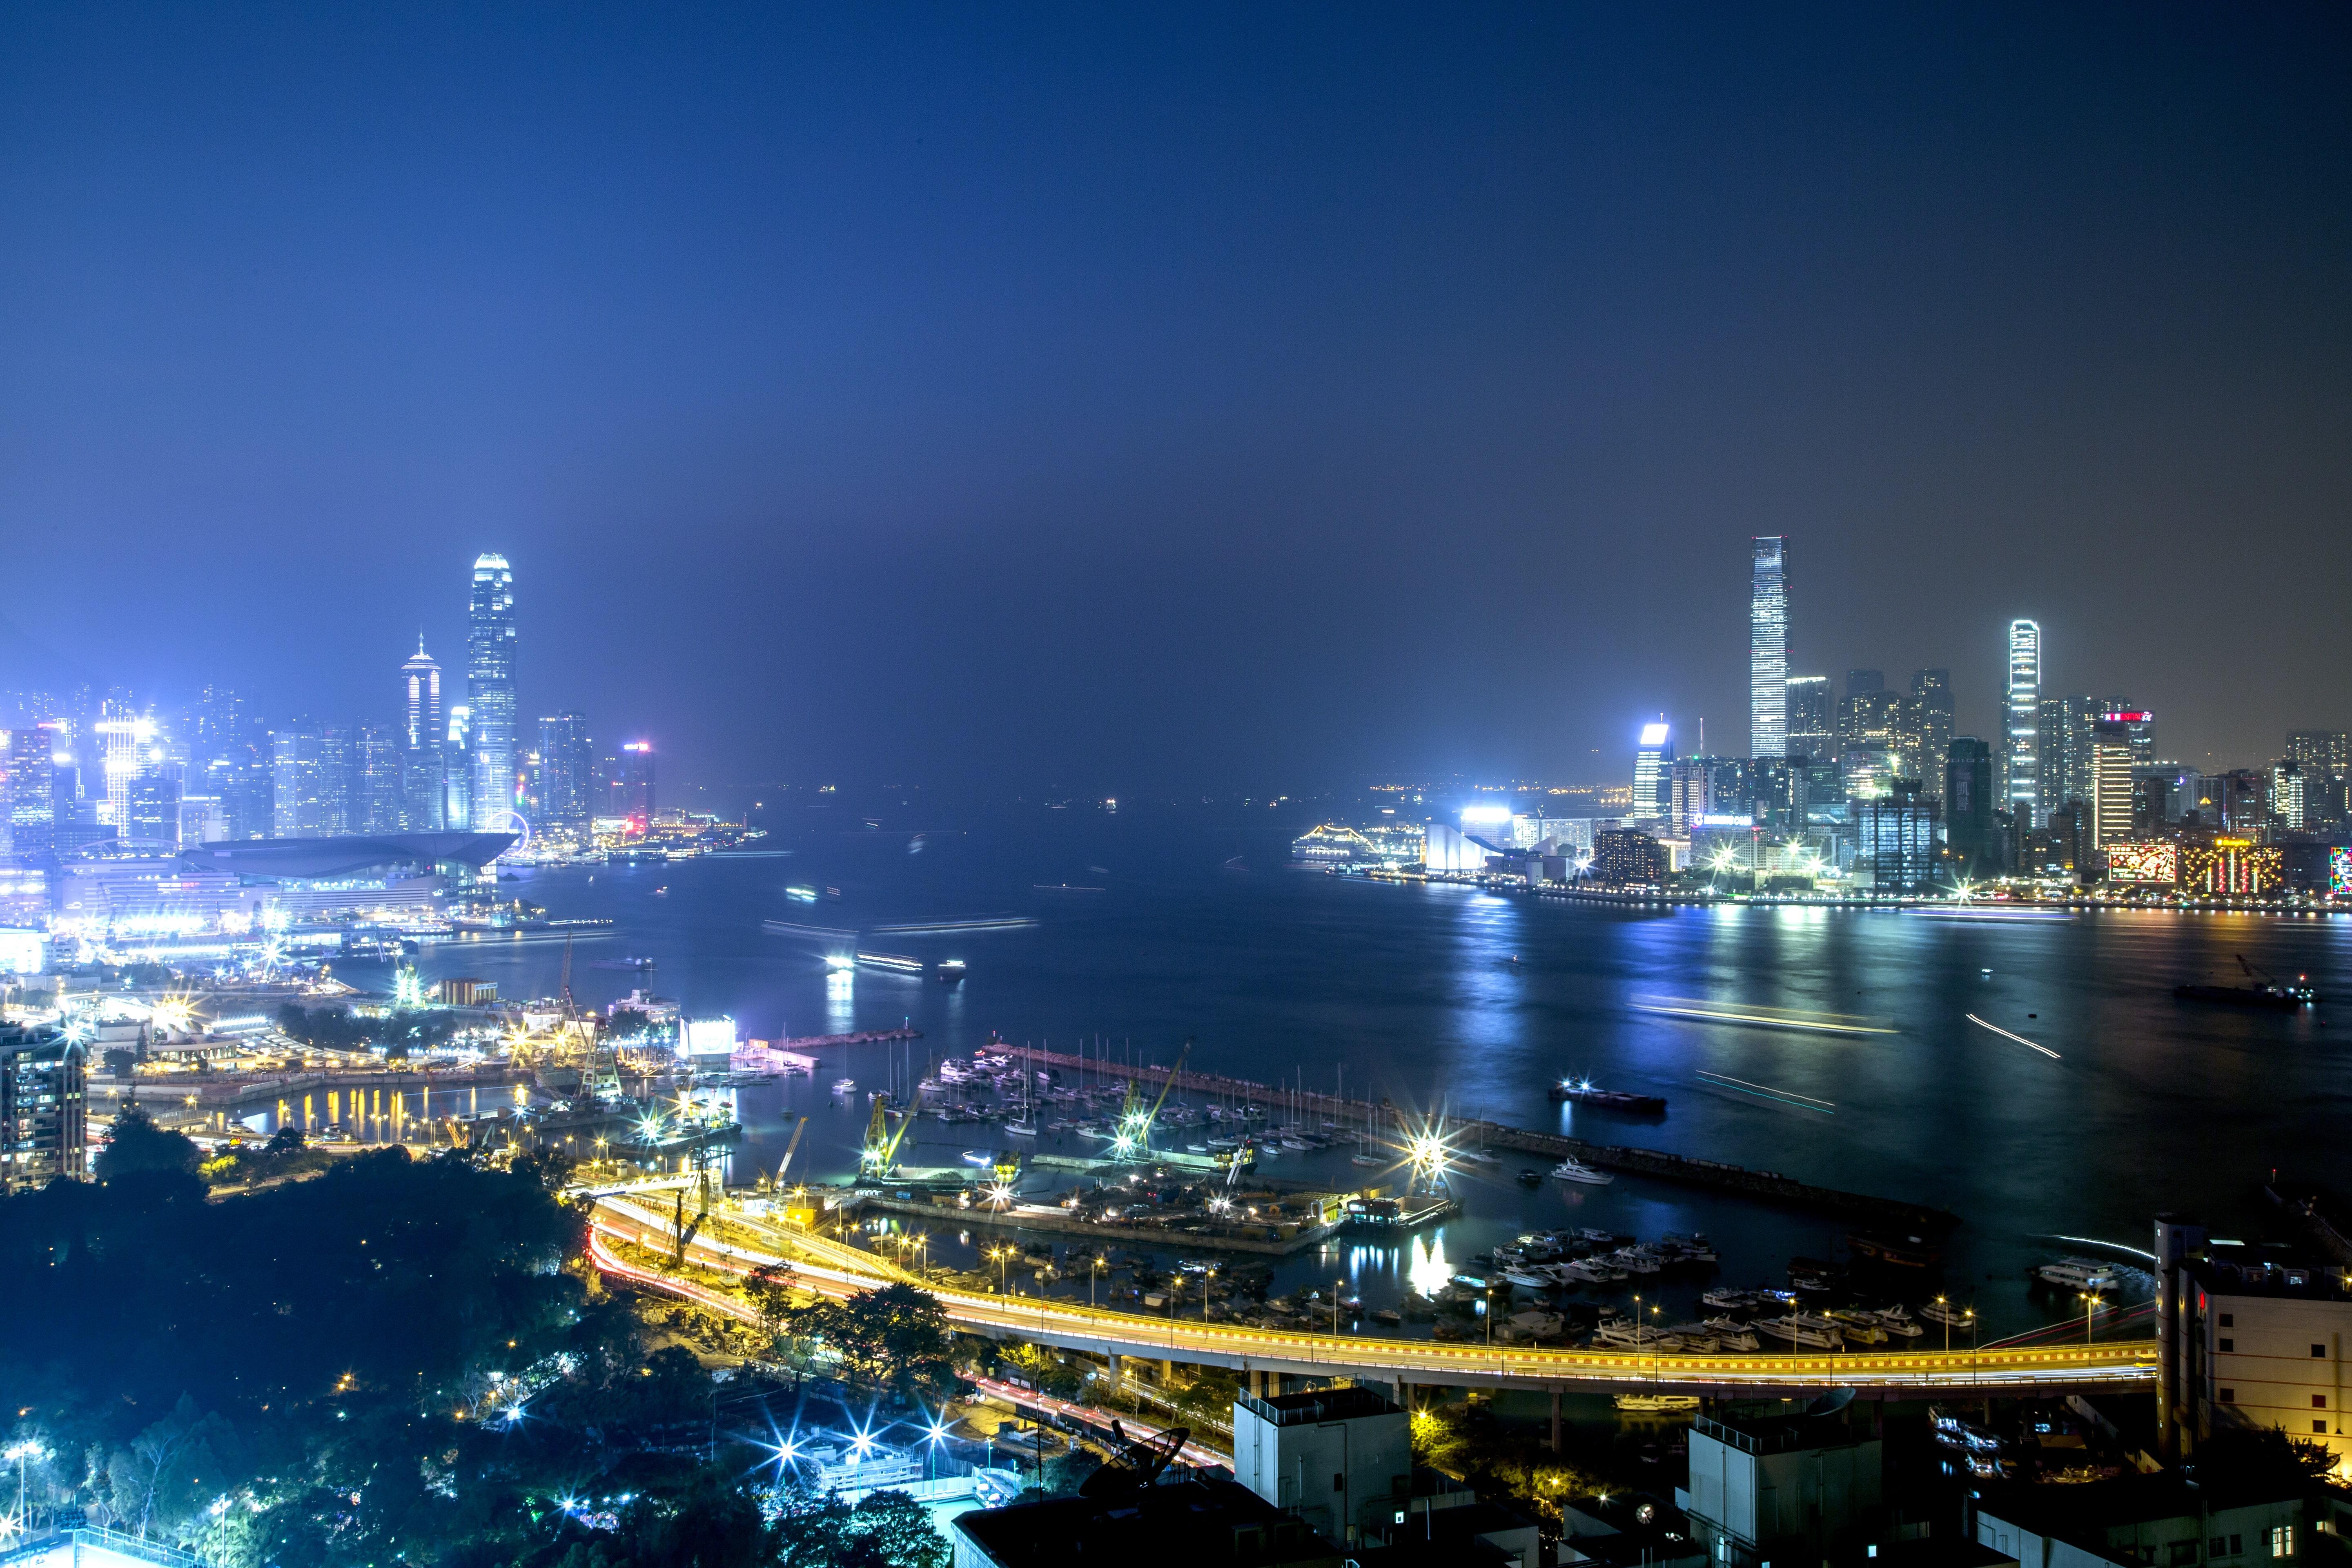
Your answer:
1003,1061 -> 1038,1137
1350,1102 -> 1383,1166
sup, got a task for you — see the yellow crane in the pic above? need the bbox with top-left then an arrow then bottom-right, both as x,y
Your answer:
859,1096 -> 916,1178
1113,1040 -> 1189,1160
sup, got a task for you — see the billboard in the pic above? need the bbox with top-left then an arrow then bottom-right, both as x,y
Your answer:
2103,841 -> 2179,886
2333,847 -> 2352,897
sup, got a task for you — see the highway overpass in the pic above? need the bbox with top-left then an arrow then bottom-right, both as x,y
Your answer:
589,1194 -> 2155,1399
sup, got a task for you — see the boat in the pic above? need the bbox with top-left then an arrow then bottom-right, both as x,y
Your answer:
1873,1305 -> 1927,1338
1350,1154 -> 1385,1167
785,885 -> 820,902
1551,1159 -> 1615,1186
1787,1257 -> 1843,1292
1003,1120 -> 1038,1138
1828,1310 -> 1890,1344
1702,1317 -> 1762,1350
1754,1317 -> 1842,1350
1592,1321 -> 1645,1349
652,886 -> 668,897
2173,982 -> 2310,1010
590,955 -> 657,971
2034,1258 -> 2120,1291
960,1149 -> 995,1166
1920,1299 -> 1972,1328
1501,1267 -> 1554,1289
831,1078 -> 856,1094
1517,1168 -> 1544,1188
936,959 -> 967,984
1847,1232 -> 1944,1269
1614,1393 -> 1702,1413
1577,1227 -> 1621,1245
1558,1258 -> 1628,1284
1701,1287 -> 1755,1311
1549,1078 -> 1668,1114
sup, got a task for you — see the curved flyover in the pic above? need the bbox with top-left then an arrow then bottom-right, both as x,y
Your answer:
590,1197 -> 2155,1398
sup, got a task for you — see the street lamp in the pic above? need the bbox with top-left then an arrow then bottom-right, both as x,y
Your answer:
2080,1291 -> 2103,1346
1090,1254 -> 1107,1309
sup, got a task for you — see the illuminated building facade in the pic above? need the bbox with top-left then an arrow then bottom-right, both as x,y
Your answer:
2181,840 -> 2283,896
401,639 -> 444,830
1943,737 -> 1994,880
1908,670 -> 1953,798
538,712 -> 593,845
1592,828 -> 1667,886
1632,721 -> 1671,824
0,1025 -> 85,1194
354,724 -> 403,833
2090,718 -> 2137,848
1784,675 -> 1833,764
94,710 -> 150,832
442,705 -> 472,833
1856,787 -> 1938,893
1,724 -> 57,858
272,723 -> 340,838
2287,731 -> 2350,782
2103,841 -> 2180,886
2270,762 -> 2307,832
2331,847 -> 2352,897
466,552 -> 518,830
1749,536 -> 1789,759
615,741 -> 656,829
2004,619 -> 2041,825
1421,823 -> 1491,873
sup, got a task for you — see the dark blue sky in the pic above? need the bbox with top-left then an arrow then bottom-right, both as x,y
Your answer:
2,6 -> 2346,788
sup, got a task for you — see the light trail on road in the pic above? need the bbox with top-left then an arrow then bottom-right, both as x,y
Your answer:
587,1197 -> 2154,1396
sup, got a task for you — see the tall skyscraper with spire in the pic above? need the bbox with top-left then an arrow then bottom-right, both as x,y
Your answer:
466,553 -> 517,830
400,638 -> 443,829
1749,536 -> 1790,757
2004,618 -> 2042,826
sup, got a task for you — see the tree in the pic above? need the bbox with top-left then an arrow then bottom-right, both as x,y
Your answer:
1169,1365 -> 1241,1425
773,1488 -> 948,1568
266,1124 -> 305,1155
794,1284 -> 955,1403
95,1105 -> 200,1180
999,1343 -> 1084,1401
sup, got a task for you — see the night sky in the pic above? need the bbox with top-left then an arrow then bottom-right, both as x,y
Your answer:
2,6 -> 2346,790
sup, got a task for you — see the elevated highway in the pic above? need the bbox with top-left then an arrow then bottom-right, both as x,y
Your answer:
588,1195 -> 2155,1399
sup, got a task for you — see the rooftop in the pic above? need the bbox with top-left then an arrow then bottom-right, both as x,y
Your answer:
2187,1255 -> 2352,1304
1692,1408 -> 1871,1456
950,1477 -> 1339,1568
1238,1385 -> 1402,1427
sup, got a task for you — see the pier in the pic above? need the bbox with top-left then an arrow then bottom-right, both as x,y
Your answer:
1002,1046 -> 1956,1235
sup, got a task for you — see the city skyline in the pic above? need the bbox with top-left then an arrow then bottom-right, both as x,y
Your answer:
1,9 -> 2347,789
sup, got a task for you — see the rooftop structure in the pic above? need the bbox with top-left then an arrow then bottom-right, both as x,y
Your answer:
949,1476 -> 1341,1568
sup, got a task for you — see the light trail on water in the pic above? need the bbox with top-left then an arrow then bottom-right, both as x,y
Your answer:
1966,1014 -> 2060,1059
1694,1070 -> 1834,1114
1630,996 -> 1897,1036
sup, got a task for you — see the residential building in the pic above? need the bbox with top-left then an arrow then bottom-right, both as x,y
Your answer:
1973,1477 -> 2302,1568
1857,784 -> 1938,893
2,723 -> 58,858
2004,619 -> 2041,826
1593,829 -> 1667,886
1234,1386 -> 1411,1548
353,724 -> 403,834
2271,762 -> 2307,832
2285,731 -> 2349,783
1748,536 -> 1790,759
466,552 -> 518,830
271,722 -> 344,837
0,1025 -> 86,1195
1785,675 -> 1834,763
1682,1408 -> 1882,1567
1909,669 -> 1953,799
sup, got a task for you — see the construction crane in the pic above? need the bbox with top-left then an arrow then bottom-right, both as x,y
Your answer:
1111,1040 -> 1189,1161
773,1115 -> 809,1188
668,1158 -> 714,1268
859,1096 -> 916,1178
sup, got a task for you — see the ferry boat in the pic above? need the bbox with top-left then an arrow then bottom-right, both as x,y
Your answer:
1549,1078 -> 1668,1115
1615,1393 -> 1702,1413
1551,1158 -> 1615,1186
936,959 -> 968,984
2034,1258 -> 2120,1291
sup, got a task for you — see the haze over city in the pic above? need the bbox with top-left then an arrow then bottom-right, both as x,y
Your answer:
4,7 -> 2348,791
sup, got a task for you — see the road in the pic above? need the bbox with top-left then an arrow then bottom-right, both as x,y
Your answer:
588,1194 -> 2156,1397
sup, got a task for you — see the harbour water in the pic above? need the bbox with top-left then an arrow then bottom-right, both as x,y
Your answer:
332,808 -> 2352,1339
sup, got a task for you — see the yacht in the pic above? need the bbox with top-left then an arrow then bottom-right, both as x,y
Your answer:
1702,1317 -> 1762,1350
1828,1310 -> 1889,1344
1754,1317 -> 1842,1350
2035,1258 -> 2120,1291
1701,1287 -> 1755,1311
1501,1267 -> 1555,1290
831,1077 -> 855,1094
1920,1299 -> 1972,1329
1559,1257 -> 1628,1285
1608,1246 -> 1663,1275
1551,1158 -> 1615,1185
1577,1227 -> 1621,1245
1003,1120 -> 1038,1138
1873,1305 -> 1927,1339
1592,1320 -> 1646,1349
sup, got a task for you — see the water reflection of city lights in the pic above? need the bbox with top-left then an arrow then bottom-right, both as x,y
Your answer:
1407,1234 -> 1450,1297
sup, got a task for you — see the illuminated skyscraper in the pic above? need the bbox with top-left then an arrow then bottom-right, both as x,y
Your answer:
2089,718 -> 2136,849
1784,675 -> 1834,762
2003,619 -> 2041,826
538,713 -> 593,844
1749,537 -> 1789,758
1632,720 -> 1672,824
443,705 -> 473,832
466,554 -> 517,830
93,708 -> 151,833
616,741 -> 656,827
401,639 -> 444,829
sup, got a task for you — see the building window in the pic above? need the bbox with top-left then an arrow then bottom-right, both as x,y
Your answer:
2221,1313 -> 2234,1327
2220,1388 -> 2235,1403
2269,1525 -> 2294,1557
2220,1338 -> 2234,1352
2171,1543 -> 2201,1566
2232,1535 -> 2245,1556
2318,1421 -> 2332,1434
2212,1539 -> 2229,1559
2317,1395 -> 2330,1409
2316,1345 -> 2330,1359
